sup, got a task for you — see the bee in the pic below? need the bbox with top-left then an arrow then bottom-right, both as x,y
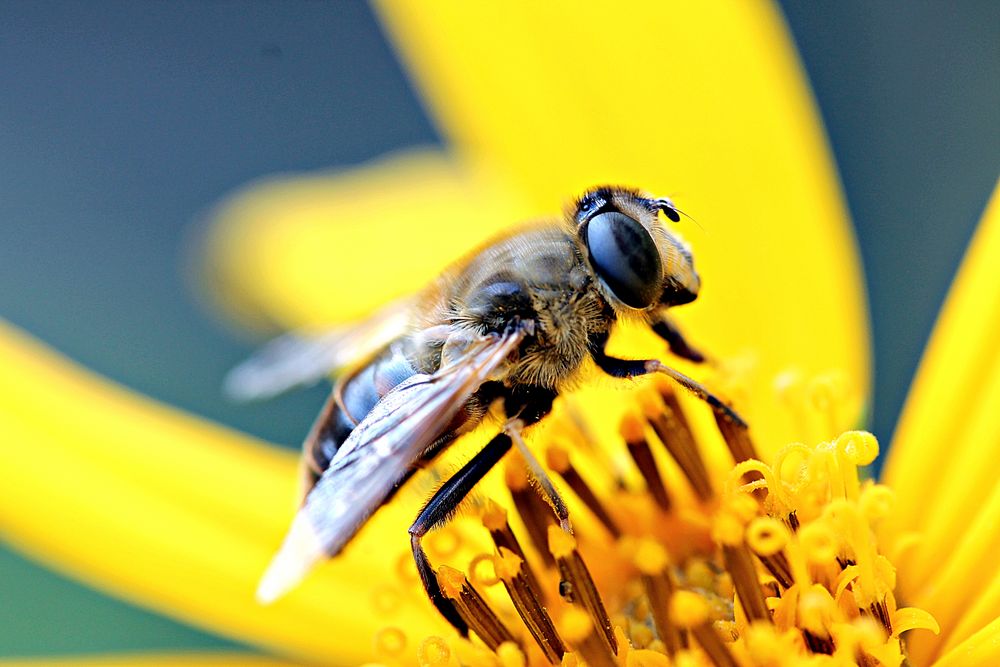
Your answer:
231,185 -> 744,630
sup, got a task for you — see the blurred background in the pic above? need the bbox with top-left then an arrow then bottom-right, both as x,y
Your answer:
0,0 -> 997,658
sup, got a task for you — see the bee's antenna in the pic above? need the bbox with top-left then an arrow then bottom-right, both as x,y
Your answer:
655,196 -> 705,233
674,207 -> 705,233
653,197 -> 707,233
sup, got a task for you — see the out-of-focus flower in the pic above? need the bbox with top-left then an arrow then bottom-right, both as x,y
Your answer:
2,1 -> 997,665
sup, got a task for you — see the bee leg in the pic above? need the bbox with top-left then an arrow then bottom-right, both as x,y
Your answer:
505,418 -> 571,532
650,312 -> 706,363
589,332 -> 746,428
646,361 -> 747,429
502,386 -> 569,529
409,387 -> 557,631
409,431 -> 514,635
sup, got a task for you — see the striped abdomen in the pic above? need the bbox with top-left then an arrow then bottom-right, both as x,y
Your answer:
300,341 -> 420,495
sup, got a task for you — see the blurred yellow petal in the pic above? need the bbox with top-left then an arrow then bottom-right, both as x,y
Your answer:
202,150 -> 525,331
931,616 -> 1000,667
941,572 -> 1000,657
205,1 -> 867,455
0,654 -> 302,667
903,478 -> 1000,663
0,321 -> 443,664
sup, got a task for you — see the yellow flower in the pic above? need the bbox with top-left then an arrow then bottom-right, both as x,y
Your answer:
0,2 -> 997,666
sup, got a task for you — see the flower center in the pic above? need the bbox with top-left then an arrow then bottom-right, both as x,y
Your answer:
371,376 -> 938,666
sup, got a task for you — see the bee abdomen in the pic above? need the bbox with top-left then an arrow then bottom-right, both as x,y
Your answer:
302,342 -> 418,491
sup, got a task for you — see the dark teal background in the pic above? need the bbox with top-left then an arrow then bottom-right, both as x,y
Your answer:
0,0 -> 997,658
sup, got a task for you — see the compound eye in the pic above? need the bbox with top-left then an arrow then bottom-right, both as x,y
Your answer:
585,211 -> 662,309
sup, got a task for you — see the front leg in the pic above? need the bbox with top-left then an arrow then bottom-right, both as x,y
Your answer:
588,332 -> 746,427
650,310 -> 705,363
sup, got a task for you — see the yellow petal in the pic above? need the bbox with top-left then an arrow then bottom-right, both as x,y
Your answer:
903,476 -> 1000,661
881,181 -> 1000,662
205,1 -> 867,455
0,655 -> 303,667
892,607 -> 940,637
931,615 -> 1000,667
0,321 -> 442,664
938,570 -> 1000,659
884,180 -> 1000,547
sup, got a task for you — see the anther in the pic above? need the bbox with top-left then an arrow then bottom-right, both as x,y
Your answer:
546,444 -> 622,538
505,458 -> 557,568
798,586 -> 838,655
620,411 -> 672,511
669,591 -> 739,667
642,383 -> 714,501
548,525 -> 618,655
755,552 -> 794,590
469,553 -> 500,587
558,607 -> 617,667
437,565 -> 519,652
633,538 -> 687,656
417,636 -> 452,667
494,547 -> 566,664
797,522 -> 839,566
427,526 -> 462,559
374,626 -> 408,660
482,499 -> 546,601
371,584 -> 403,616
868,599 -> 893,636
496,641 -> 527,667
746,517 -> 794,589
722,543 -> 771,624
713,404 -> 758,464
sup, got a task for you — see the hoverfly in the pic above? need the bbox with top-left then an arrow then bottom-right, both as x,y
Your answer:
230,185 -> 745,631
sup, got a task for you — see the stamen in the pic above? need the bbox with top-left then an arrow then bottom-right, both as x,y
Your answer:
808,373 -> 846,439
393,381 -> 932,667
641,383 -> 714,501
868,599 -> 893,636
496,641 -> 527,667
494,546 -> 566,664
417,636 -> 452,667
371,583 -> 403,616
482,499 -> 546,602
755,552 -> 794,590
558,607 -> 617,667
374,626 -> 408,661
469,553 -> 500,587
670,591 -> 739,667
505,457 -> 557,568
712,404 -> 758,464
437,565 -> 519,652
798,585 -> 836,653
797,521 -> 839,567
546,444 -> 622,538
633,538 -> 687,656
719,529 -> 771,624
620,411 -> 672,511
427,525 -> 462,559
548,525 -> 617,654
746,517 -> 794,589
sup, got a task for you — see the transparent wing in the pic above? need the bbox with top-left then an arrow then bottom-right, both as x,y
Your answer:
256,327 -> 525,603
223,297 -> 416,402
